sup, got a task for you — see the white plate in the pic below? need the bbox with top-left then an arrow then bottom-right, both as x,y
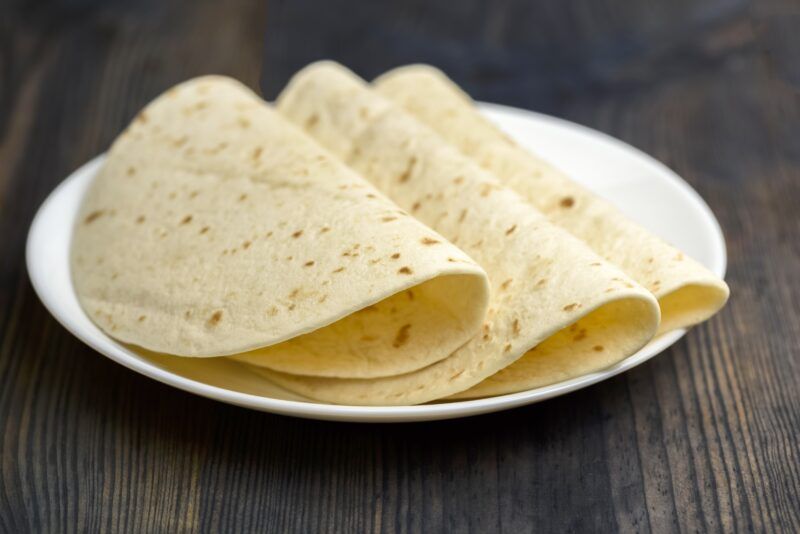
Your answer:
26,103 -> 727,422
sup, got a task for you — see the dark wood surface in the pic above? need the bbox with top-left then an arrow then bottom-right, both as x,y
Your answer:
2,0 -> 799,532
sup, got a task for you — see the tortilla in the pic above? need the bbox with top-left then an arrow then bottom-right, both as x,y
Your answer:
273,61 -> 660,402
375,65 -> 729,333
71,75 -> 491,380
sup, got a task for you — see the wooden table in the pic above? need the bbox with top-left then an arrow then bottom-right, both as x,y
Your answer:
2,0 -> 799,531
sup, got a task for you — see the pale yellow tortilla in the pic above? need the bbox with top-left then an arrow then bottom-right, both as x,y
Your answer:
375,65 -> 729,334
71,75 -> 491,380
272,61 -> 660,403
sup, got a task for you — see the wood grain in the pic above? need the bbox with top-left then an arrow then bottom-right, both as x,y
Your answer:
2,0 -> 799,532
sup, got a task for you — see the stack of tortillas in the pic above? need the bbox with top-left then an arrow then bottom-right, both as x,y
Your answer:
71,62 -> 728,406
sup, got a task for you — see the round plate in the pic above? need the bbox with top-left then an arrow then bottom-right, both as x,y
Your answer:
26,102 -> 727,422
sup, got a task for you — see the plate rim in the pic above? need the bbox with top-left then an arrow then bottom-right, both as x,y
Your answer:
25,102 -> 727,422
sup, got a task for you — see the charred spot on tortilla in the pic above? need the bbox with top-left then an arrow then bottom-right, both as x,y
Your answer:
392,324 -> 411,348
206,310 -> 223,327
398,266 -> 413,275
398,157 -> 417,183
559,196 -> 575,208
84,210 -> 105,224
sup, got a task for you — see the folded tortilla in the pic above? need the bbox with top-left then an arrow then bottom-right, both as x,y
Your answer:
71,75 -> 491,380
273,61 -> 660,402
375,65 -> 729,333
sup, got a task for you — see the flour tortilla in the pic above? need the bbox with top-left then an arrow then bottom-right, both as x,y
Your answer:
273,61 -> 660,403
71,75 -> 490,380
375,65 -> 729,333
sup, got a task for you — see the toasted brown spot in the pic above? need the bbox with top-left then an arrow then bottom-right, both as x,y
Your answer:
292,230 -> 303,238
135,215 -> 145,224
288,303 -> 296,311
135,111 -> 148,124
304,260 -> 315,267
242,241 -> 251,249
398,157 -> 417,183
392,324 -> 412,348
366,193 -> 377,199
252,147 -> 263,160
421,237 -> 440,245
536,279 -> 547,287
173,135 -> 188,147
447,257 -> 457,262
207,311 -> 223,327
604,287 -> 616,293
504,343 -> 512,353
168,192 -> 177,200
647,257 -> 654,264
482,334 -> 491,341
500,279 -> 513,291
305,114 -> 319,128
332,266 -> 345,273
238,117 -> 251,128
265,231 -> 274,238
390,253 -> 400,260
406,290 -> 415,300
238,193 -> 247,202
267,306 -> 279,316
505,224 -> 517,236
180,215 -> 193,225
369,258 -> 381,264
453,176 -> 464,185
512,319 -> 520,336
574,328 -> 588,341
319,226 -> 330,233
675,252 -> 684,261
412,201 -> 421,212
381,216 -> 397,222
126,166 -> 136,176
458,209 -> 468,223
285,255 -> 292,261
189,190 -> 199,199
289,288 -> 300,299
360,335 -> 377,342
199,226 -> 210,234
398,266 -> 413,275
84,210 -> 105,224
137,315 -> 146,322
560,196 -> 575,208
318,294 -> 327,303
593,345 -> 604,352
480,183 -> 493,197
563,303 -> 579,312
184,310 -> 192,318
